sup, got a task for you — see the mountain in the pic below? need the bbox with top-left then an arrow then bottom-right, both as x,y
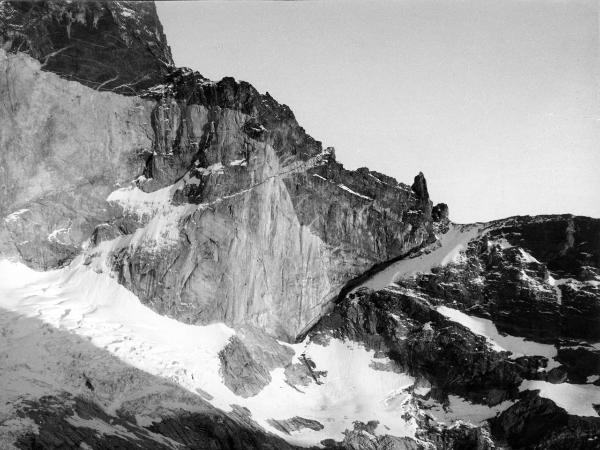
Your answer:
0,2 -> 598,449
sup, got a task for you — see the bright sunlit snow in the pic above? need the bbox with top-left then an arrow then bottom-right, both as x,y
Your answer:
0,259 -> 422,446
358,223 -> 482,291
437,306 -> 559,368
519,380 -> 600,417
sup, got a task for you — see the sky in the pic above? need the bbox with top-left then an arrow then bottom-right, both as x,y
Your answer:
156,0 -> 600,223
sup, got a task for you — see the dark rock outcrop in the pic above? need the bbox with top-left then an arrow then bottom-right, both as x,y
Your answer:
432,203 -> 449,223
490,391 -> 600,449
0,0 -> 173,94
219,336 -> 273,398
410,215 -> 600,343
15,394 -> 304,450
267,417 -> 324,435
309,286 -> 531,406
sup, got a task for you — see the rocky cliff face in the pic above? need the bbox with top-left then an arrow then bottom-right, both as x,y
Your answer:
0,49 -> 154,269
100,69 -> 438,339
0,0 -> 173,94
0,28 -> 439,339
1,2 -> 599,449
306,216 -> 600,448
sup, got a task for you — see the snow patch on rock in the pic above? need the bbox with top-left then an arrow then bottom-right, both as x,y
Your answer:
519,380 -> 600,417
359,223 -> 482,291
0,259 -> 424,446
437,306 -> 559,368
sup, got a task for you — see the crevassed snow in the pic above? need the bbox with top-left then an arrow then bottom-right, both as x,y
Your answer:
127,204 -> 196,252
0,259 -> 422,446
519,380 -> 600,417
244,339 -> 419,446
107,182 -> 197,251
359,224 -> 482,291
437,306 -> 559,368
0,259 -> 234,406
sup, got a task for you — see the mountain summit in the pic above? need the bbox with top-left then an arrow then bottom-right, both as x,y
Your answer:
0,2 -> 599,449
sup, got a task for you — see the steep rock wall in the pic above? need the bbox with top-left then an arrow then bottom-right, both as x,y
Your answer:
0,0 -> 173,94
0,49 -> 155,268
99,71 -> 438,339
0,10 -> 440,339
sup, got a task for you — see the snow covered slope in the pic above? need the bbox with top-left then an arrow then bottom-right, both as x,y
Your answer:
0,258 -> 425,447
358,223 -> 482,291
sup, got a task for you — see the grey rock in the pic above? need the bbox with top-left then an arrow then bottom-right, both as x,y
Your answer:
219,336 -> 272,398
267,417 -> 324,435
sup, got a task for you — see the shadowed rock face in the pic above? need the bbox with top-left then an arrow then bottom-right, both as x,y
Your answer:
305,215 -> 600,448
308,286 -> 532,406
410,215 -> 600,342
0,308 -> 301,450
490,391 -> 600,450
0,0 -> 173,95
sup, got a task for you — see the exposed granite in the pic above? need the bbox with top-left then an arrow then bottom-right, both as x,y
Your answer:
0,0 -> 173,94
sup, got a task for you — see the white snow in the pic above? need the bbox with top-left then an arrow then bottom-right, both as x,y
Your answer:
368,173 -> 383,184
47,227 -> 70,244
548,275 -> 563,305
244,338 -> 419,446
337,184 -> 373,201
488,238 -> 513,250
0,259 -> 423,446
549,276 -> 599,292
106,182 -> 197,252
425,395 -> 514,424
0,259 -> 234,407
107,183 -> 176,218
587,375 -> 599,384
413,385 -> 431,396
310,175 -> 372,200
229,159 -> 247,167
197,162 -> 225,176
358,224 -> 482,291
518,248 -> 540,264
3,209 -> 29,224
126,204 -> 196,253
437,306 -> 559,368
519,380 -> 600,417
